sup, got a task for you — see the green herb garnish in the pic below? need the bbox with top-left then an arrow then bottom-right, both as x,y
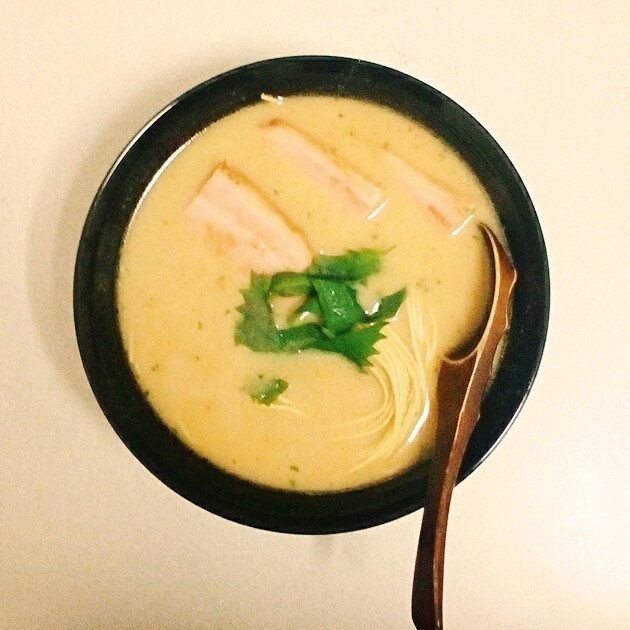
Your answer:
278,323 -> 327,352
287,294 -> 322,325
306,248 -> 385,282
247,377 -> 289,405
313,322 -> 386,370
311,278 -> 366,334
368,287 -> 407,321
234,249 -> 405,370
235,274 -> 281,352
268,271 -> 312,296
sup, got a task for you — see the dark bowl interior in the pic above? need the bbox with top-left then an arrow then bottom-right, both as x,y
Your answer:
74,56 -> 550,534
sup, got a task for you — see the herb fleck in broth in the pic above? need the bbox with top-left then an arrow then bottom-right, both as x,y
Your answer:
116,95 -> 501,492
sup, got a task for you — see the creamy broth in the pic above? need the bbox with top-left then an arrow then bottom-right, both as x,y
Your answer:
117,95 -> 501,492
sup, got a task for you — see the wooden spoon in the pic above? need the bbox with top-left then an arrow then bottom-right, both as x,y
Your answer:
411,224 -> 517,629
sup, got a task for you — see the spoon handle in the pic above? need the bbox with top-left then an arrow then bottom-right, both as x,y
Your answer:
411,226 -> 517,630
411,354 -> 477,629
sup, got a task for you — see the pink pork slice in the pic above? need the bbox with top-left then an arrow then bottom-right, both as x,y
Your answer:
262,119 -> 385,219
185,166 -> 312,274
384,151 -> 474,235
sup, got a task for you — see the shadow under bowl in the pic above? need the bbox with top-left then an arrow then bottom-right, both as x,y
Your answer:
74,56 -> 550,534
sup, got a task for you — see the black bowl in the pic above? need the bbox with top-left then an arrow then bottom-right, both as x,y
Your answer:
74,56 -> 549,534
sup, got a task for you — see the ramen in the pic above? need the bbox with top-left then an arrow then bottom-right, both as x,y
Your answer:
116,95 -> 501,492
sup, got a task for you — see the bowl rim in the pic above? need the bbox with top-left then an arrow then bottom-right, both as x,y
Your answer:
74,55 -> 550,534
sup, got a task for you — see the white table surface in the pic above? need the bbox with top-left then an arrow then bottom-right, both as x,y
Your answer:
2,2 -> 628,628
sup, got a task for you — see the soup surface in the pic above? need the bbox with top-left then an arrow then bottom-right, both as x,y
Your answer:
117,95 -> 502,492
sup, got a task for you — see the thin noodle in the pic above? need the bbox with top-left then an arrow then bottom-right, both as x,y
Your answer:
270,395 -> 305,416
338,288 -> 434,470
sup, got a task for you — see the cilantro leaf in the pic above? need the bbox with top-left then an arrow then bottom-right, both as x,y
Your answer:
247,377 -> 288,405
234,274 -> 281,352
307,249 -> 385,282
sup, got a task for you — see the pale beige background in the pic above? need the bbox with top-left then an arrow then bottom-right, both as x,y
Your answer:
1,1 -> 628,629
